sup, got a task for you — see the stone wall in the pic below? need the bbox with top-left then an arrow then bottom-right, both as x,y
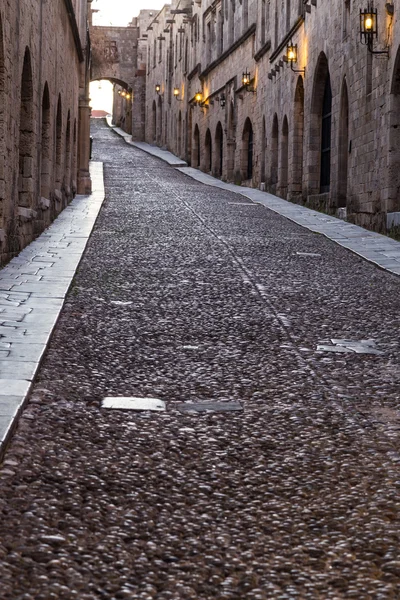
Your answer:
141,0 -> 400,233
0,0 -> 91,265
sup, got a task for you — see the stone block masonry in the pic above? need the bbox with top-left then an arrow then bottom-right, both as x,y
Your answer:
0,0 -> 92,266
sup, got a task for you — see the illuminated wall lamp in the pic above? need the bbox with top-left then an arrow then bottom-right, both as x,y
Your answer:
359,2 -> 389,56
155,83 -> 161,94
242,70 -> 256,93
286,42 -> 305,75
174,87 -> 182,101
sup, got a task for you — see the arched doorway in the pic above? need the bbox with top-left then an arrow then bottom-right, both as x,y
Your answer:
18,48 -> 34,208
309,52 -> 332,195
270,113 -> 279,192
227,100 -> 235,180
40,83 -> 51,201
215,122 -> 223,177
157,95 -> 163,145
55,95 -> 63,191
178,111 -> 182,156
152,100 -> 157,143
261,116 -> 267,185
193,124 -> 200,168
337,77 -> 349,208
242,117 -> 254,181
279,116 -> 289,198
292,76 -> 304,199
205,128 -> 212,173
388,46 -> 400,214
0,15 -> 4,224
65,111 -> 71,201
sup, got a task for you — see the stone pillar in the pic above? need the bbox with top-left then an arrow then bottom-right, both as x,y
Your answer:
77,97 -> 92,195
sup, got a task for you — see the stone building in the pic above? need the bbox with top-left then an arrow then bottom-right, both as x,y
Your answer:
0,0 -> 92,265
141,0 -> 400,233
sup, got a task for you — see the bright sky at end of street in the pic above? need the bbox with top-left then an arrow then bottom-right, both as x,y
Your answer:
92,0 -> 167,27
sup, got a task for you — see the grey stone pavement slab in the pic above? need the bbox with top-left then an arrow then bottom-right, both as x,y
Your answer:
111,126 -> 400,277
0,162 -> 105,456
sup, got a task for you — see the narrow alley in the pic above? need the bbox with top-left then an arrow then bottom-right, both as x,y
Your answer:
1,119 -> 400,599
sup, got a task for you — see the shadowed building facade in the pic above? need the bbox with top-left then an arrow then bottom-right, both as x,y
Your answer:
0,0 -> 92,265
139,0 -> 400,234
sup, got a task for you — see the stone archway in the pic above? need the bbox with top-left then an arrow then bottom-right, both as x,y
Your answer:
215,122 -> 223,177
279,116 -> 289,199
193,124 -> 200,168
337,77 -> 349,209
387,46 -> 400,216
18,48 -> 35,210
270,113 -> 279,193
291,76 -> 304,199
40,83 -> 51,202
205,128 -> 212,173
242,117 -> 254,181
308,52 -> 331,196
55,95 -> 63,191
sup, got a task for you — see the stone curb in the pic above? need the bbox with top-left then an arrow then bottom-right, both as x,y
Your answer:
0,162 -> 106,459
107,120 -> 400,277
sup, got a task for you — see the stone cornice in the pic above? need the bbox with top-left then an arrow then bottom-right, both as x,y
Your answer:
269,16 -> 304,64
200,23 -> 257,79
254,40 -> 271,62
63,0 -> 84,62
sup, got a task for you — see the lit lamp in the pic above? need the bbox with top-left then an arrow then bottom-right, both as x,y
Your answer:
286,41 -> 305,75
126,93 -> 131,100
173,87 -> 182,101
242,70 -> 256,93
359,2 -> 389,55
121,90 -> 126,97
195,91 -> 202,104
155,83 -> 161,94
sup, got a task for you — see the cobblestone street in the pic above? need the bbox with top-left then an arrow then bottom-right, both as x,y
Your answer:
1,119 -> 400,599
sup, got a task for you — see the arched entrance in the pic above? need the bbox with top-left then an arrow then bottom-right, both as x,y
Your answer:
215,122 -> 223,177
55,95 -> 63,191
178,111 -> 182,156
18,48 -> 35,209
227,100 -> 235,180
261,116 -> 267,185
152,100 -> 157,143
205,128 -> 212,173
158,95 -> 163,145
193,124 -> 200,168
337,77 -> 349,208
40,83 -> 51,201
292,76 -> 304,199
388,46 -> 400,214
279,116 -> 289,198
242,117 -> 254,181
65,111 -> 72,201
270,114 -> 279,193
309,52 -> 332,195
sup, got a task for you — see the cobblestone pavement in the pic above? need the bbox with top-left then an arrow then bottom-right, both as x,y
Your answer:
1,119 -> 400,599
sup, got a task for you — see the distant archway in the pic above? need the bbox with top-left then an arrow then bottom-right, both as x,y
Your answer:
40,83 -> 51,200
157,95 -> 163,145
178,111 -> 182,156
18,48 -> 35,208
261,116 -> 266,184
65,110 -> 71,199
227,100 -> 235,180
215,121 -> 223,177
152,100 -> 157,143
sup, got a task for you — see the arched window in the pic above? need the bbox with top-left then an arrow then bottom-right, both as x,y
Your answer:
65,111 -> 71,199
309,52 -> 331,196
19,48 -> 34,208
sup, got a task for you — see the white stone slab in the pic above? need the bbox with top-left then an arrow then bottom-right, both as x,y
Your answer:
102,397 -> 166,411
0,379 -> 31,396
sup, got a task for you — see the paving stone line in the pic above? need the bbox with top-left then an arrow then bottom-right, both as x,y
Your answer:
110,126 -> 400,277
0,162 -> 105,455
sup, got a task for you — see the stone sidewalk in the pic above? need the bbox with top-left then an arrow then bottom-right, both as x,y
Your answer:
109,124 -> 400,277
0,162 -> 105,457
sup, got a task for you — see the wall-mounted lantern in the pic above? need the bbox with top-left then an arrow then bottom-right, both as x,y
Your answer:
217,93 -> 226,108
242,70 -> 256,93
286,42 -> 306,75
155,84 -> 161,94
194,91 -> 203,105
174,87 -> 183,101
359,2 -> 390,56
